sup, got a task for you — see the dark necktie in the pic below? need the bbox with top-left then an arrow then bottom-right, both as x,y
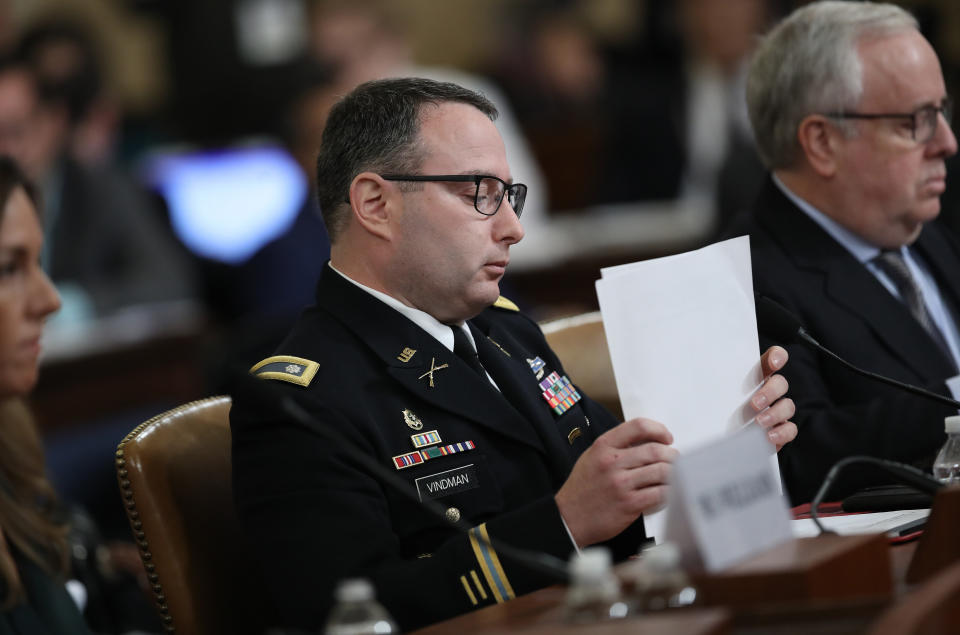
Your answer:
872,249 -> 954,361
451,326 -> 487,378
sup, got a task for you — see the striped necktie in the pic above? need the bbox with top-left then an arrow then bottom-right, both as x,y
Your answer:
872,249 -> 954,365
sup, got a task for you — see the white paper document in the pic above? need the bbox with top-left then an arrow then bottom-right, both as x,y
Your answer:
596,236 -> 779,540
791,509 -> 930,539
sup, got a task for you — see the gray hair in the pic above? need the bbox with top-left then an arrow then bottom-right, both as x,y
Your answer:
315,77 -> 498,242
746,1 -> 917,169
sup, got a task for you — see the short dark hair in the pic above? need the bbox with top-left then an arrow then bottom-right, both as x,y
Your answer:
0,155 -> 39,218
17,18 -> 103,125
315,77 -> 498,242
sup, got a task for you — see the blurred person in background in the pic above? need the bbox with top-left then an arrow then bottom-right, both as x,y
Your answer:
0,155 -> 88,633
203,61 -> 334,392
16,20 -> 120,170
667,0 -> 774,235
492,5 -> 609,212
494,0 -> 776,239
0,19 -> 195,323
306,0 -> 553,270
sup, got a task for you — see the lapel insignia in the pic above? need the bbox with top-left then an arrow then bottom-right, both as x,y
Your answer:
392,440 -> 476,470
487,337 -> 511,357
539,371 -> 582,415
403,409 -> 424,431
397,347 -> 417,363
527,357 -> 546,380
418,357 -> 449,388
411,430 -> 441,448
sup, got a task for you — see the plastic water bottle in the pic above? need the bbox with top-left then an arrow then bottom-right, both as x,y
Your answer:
933,416 -> 960,484
323,578 -> 398,635
564,547 -> 629,623
627,543 -> 697,612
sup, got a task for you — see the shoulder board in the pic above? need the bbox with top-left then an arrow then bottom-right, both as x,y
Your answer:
492,296 -> 519,312
249,355 -> 319,387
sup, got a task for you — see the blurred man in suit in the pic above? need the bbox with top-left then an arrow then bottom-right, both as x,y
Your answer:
230,77 -> 797,631
735,1 -> 960,503
0,28 -> 195,320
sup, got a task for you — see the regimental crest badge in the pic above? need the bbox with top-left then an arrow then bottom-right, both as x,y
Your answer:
403,409 -> 424,431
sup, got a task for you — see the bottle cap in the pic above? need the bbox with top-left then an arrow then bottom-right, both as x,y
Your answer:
642,542 -> 681,572
569,546 -> 612,582
946,416 -> 960,434
335,578 -> 375,603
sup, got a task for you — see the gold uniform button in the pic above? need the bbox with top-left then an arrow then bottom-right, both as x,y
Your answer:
445,507 -> 461,523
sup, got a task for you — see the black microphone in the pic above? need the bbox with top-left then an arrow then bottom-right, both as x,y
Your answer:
754,294 -> 960,409
808,455 -> 943,535
231,369 -> 570,583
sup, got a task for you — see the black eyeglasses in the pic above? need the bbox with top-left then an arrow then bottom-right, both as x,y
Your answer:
380,174 -> 527,218
824,97 -> 953,144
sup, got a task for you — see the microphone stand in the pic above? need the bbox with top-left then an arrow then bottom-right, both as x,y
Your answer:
797,328 -> 960,409
809,455 -> 943,535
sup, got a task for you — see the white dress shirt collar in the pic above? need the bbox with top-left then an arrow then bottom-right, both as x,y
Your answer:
328,263 -> 477,353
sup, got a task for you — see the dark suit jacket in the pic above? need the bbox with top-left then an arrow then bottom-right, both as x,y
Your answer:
230,265 -> 644,632
732,178 -> 960,503
0,547 -> 91,635
47,157 -> 195,315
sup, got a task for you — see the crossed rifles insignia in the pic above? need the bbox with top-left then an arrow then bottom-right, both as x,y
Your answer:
418,357 -> 448,388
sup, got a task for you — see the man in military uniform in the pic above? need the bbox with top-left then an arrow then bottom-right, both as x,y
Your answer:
230,78 -> 797,631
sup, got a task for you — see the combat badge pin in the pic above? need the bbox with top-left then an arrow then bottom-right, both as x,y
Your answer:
403,409 -> 424,431
418,357 -> 448,388
527,357 -> 546,380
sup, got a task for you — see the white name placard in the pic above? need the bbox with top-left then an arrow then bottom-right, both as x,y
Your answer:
665,425 -> 793,572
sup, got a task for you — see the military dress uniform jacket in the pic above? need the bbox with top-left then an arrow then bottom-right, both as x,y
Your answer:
731,178 -> 960,504
230,264 -> 644,632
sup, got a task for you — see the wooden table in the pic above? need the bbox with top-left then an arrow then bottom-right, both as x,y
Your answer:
409,541 -> 920,635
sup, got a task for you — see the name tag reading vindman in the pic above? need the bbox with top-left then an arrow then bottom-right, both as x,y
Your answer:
415,464 -> 478,502
664,425 -> 793,572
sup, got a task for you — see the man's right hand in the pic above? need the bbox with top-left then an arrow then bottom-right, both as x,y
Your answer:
555,418 -> 677,548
